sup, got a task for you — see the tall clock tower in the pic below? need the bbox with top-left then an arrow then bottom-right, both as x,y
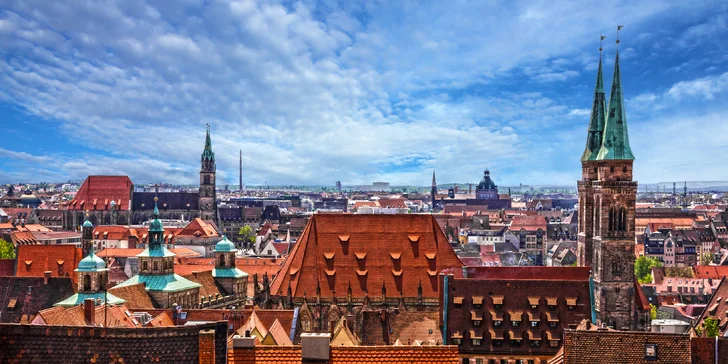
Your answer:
199,125 -> 217,222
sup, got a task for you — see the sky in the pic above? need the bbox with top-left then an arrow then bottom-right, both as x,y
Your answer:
0,0 -> 727,187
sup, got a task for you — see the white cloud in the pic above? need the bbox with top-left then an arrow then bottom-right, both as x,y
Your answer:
568,109 -> 591,117
667,72 -> 728,100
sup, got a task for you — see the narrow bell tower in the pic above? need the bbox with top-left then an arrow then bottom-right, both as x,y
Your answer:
199,124 -> 217,222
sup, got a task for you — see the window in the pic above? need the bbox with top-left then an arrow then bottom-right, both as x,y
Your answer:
612,261 -> 621,276
494,320 -> 503,328
530,340 -> 540,348
452,338 -> 462,345
472,338 -> 482,346
511,338 -> 522,346
476,360 -> 484,364
153,261 -> 159,270
549,321 -> 558,329
549,340 -> 560,348
493,340 -> 503,347
528,360 -> 535,364
645,343 -> 658,360
142,261 -> 148,271
530,320 -> 539,328
516,360 -> 524,364
474,320 -> 482,327
512,320 -> 520,327
83,274 -> 91,291
500,359 -> 507,364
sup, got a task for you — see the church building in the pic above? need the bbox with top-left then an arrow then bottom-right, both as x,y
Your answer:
576,38 -> 648,330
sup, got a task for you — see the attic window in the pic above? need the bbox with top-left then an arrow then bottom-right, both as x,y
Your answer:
708,303 -> 719,315
645,343 -> 658,360
450,331 -> 463,345
355,252 -> 367,260
355,269 -> 367,276
390,252 -> 402,260
408,235 -> 419,243
471,310 -> 482,321
489,329 -> 504,340
565,297 -> 577,307
391,269 -> 403,277
492,295 -> 504,308
528,296 -> 540,308
7,298 -> 17,310
546,297 -> 558,306
453,296 -> 464,305
338,235 -> 350,243
325,269 -> 336,276
425,253 -> 436,260
472,296 -> 484,307
323,253 -> 335,260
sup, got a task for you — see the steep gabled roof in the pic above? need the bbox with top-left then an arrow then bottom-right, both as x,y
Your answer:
581,55 -> 607,162
270,214 -> 463,299
16,245 -> 83,284
67,176 -> 133,211
597,51 -> 635,161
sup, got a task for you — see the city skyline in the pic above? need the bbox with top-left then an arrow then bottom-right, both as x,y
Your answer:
1,1 -> 727,186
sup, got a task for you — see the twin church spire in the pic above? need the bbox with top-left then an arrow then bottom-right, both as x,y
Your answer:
581,32 -> 634,162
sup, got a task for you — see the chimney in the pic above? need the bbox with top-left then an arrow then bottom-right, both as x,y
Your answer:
84,298 -> 95,325
301,333 -> 331,363
232,334 -> 257,349
198,329 -> 216,364
43,271 -> 51,285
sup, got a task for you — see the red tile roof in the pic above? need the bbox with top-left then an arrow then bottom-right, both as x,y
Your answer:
509,214 -> 547,231
692,266 -> 728,279
695,276 -> 728,337
465,266 -> 591,281
66,175 -> 133,211
16,245 -> 83,284
178,218 -> 219,238
108,283 -> 155,309
270,214 -> 463,299
377,198 -> 408,209
559,328 -> 690,363
228,345 -> 459,364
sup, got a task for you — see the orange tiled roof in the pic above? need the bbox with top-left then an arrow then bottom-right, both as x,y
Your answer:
229,345 -> 459,364
16,245 -> 83,284
147,311 -> 174,327
179,218 -> 219,238
270,214 -> 464,299
66,175 -> 133,211
108,283 -> 155,309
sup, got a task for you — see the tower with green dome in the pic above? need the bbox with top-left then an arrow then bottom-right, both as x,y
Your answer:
114,197 -> 202,308
56,218 -> 125,307
212,235 -> 249,296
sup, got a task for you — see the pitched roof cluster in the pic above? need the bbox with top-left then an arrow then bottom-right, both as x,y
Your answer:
34,304 -> 139,327
66,175 -> 133,211
228,344 -> 459,364
695,276 -> 728,337
270,214 -> 463,299
0,276 -> 75,324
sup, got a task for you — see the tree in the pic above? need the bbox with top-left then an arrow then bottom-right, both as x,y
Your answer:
0,239 -> 16,259
700,252 -> 715,266
635,256 -> 662,283
650,304 -> 657,320
703,317 -> 719,338
664,266 -> 693,278
237,226 -> 256,249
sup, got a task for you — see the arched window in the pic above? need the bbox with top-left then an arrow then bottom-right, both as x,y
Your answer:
612,261 -> 620,276
608,207 -> 614,231
219,254 -> 226,267
153,261 -> 159,271
620,207 -> 627,231
83,274 -> 91,291
142,260 -> 148,271
204,175 -> 210,185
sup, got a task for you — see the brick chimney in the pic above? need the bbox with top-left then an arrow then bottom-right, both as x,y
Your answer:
198,329 -> 216,364
301,333 -> 331,364
83,298 -> 95,325
43,271 -> 51,285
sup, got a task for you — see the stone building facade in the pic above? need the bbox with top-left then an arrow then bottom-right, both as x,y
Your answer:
576,47 -> 645,330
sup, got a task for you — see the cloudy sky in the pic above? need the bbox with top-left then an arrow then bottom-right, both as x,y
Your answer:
0,0 -> 727,187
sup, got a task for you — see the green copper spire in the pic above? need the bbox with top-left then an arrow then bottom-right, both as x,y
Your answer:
597,50 -> 635,161
580,54 -> 607,162
149,196 -> 163,233
201,124 -> 215,162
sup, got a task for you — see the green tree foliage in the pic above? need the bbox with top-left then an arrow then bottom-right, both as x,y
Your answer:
704,317 -> 719,338
237,225 -> 256,249
0,239 -> 16,259
635,256 -> 662,283
650,304 -> 657,320
664,266 -> 693,278
700,252 -> 715,266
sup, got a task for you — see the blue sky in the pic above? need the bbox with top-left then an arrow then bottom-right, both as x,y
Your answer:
0,0 -> 727,186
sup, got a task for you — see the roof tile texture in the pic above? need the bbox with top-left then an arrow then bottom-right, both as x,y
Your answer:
562,329 -> 690,363
271,214 -> 463,298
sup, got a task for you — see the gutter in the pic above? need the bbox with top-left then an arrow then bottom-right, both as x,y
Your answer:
442,275 -> 449,344
589,275 -> 597,324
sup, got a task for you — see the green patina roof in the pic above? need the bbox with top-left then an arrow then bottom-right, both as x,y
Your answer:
215,236 -> 236,253
149,198 -> 163,233
202,125 -> 215,162
115,273 -> 202,293
597,51 -> 635,161
581,56 -> 607,162
212,267 -> 248,278
137,244 -> 176,258
77,247 -> 107,272
82,219 -> 93,228
54,292 -> 126,307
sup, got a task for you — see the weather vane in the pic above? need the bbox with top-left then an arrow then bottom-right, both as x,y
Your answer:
616,25 -> 624,47
599,35 -> 606,52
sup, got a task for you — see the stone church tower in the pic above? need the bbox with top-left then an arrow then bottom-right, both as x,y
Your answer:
577,41 -> 639,330
199,125 -> 217,222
